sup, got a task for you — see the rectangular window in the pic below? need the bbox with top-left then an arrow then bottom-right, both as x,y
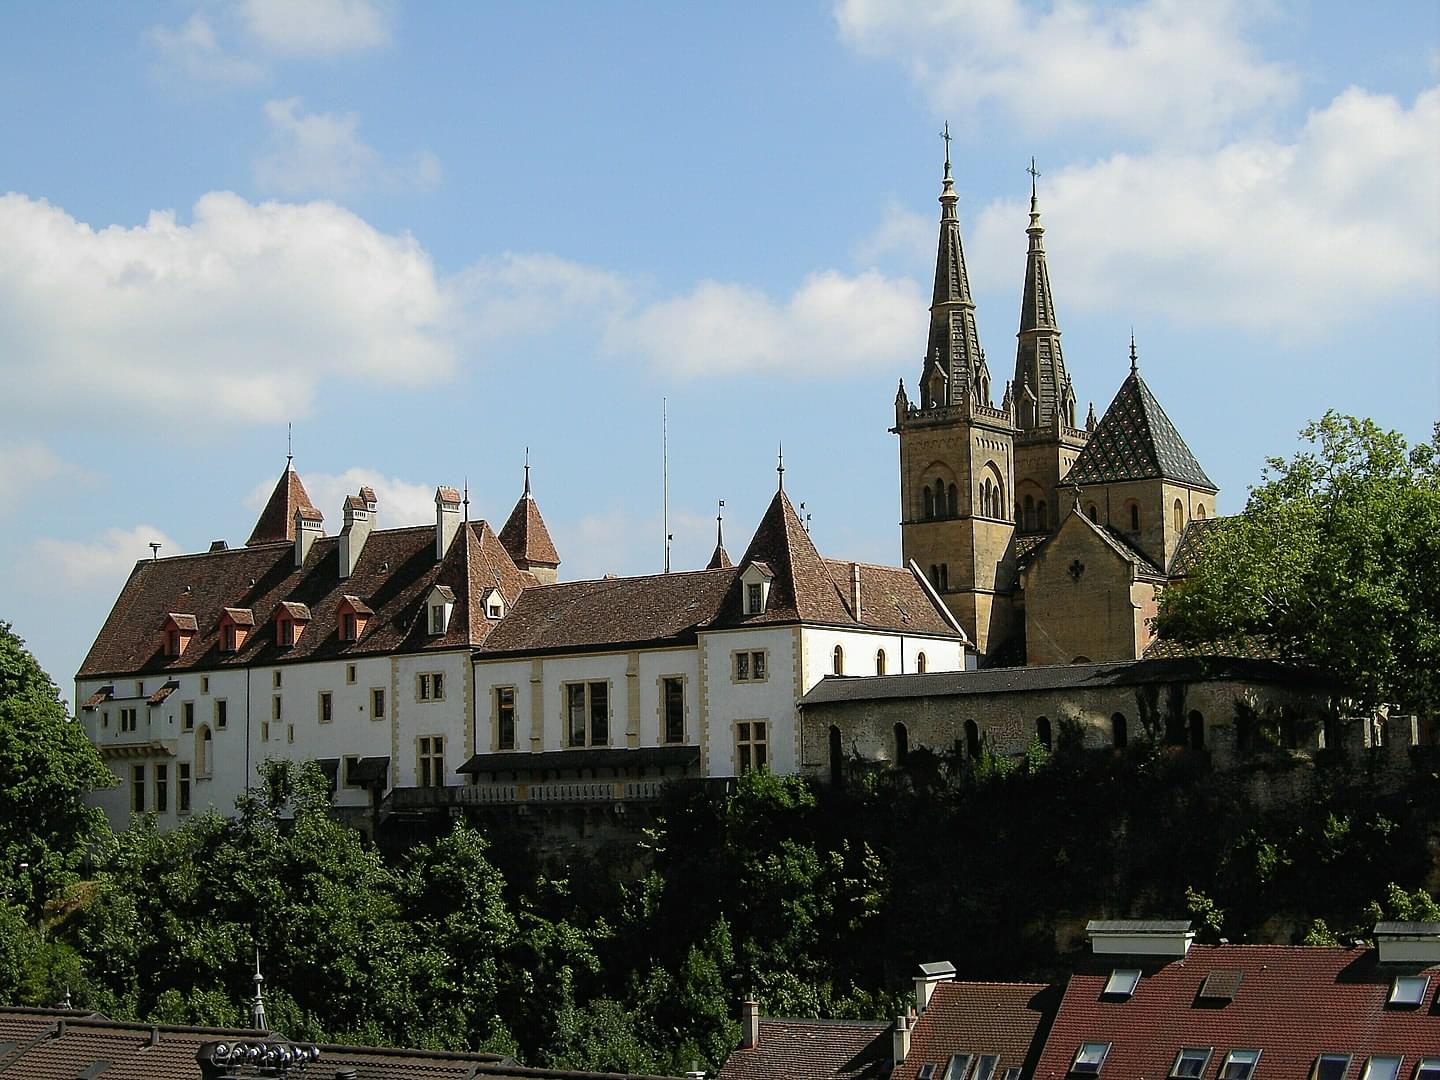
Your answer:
496,686 -> 516,750
662,677 -> 685,743
734,651 -> 749,681
735,720 -> 768,774
417,672 -> 445,701
944,1054 -> 974,1080
120,707 -> 138,733
182,701 -> 195,731
418,735 -> 445,787
1389,974 -> 1430,1006
178,763 -> 191,814
272,695 -> 282,721
972,1056 -> 999,1080
273,670 -> 282,688
371,687 -> 386,720
134,680 -> 144,697
101,710 -> 109,728
1219,1052 -> 1261,1080
130,764 -> 145,813
222,624 -> 237,652
343,754 -> 360,788
1172,1050 -> 1214,1080
1072,1044 -> 1112,1076
287,724 -> 294,744
261,720 -> 270,742
346,663 -> 356,684
567,683 -> 586,746
746,582 -> 762,612
319,691 -> 333,724
1314,1056 -> 1353,1080
564,682 -> 609,747
214,699 -> 227,730
1416,1060 -> 1440,1080
342,613 -> 357,641
279,620 -> 295,647
733,650 -> 767,682
430,604 -> 446,634
200,676 -> 209,694
1364,1060 -> 1403,1080
154,763 -> 169,814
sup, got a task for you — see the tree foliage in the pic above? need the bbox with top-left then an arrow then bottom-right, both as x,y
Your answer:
1155,413 -> 1440,712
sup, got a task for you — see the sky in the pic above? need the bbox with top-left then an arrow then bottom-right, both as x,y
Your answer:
1,0 -> 1437,700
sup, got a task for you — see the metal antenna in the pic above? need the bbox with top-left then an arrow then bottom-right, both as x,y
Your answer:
662,399 -> 670,574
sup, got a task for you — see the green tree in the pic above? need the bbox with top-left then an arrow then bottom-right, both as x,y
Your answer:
1155,413 -> 1440,712
0,621 -> 112,918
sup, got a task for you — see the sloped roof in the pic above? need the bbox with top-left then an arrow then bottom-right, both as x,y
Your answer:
246,464 -> 318,546
499,491 -> 561,568
1166,515 -> 1230,577
891,980 -> 1057,1080
1063,370 -> 1215,490
724,490 -> 855,627
78,522 -> 528,679
820,559 -> 961,638
1021,509 -> 1166,582
1035,944 -> 1440,1077
717,1017 -> 891,1080
707,542 -> 733,569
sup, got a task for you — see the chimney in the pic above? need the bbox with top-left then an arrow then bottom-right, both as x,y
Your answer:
1374,921 -> 1440,964
851,563 -> 862,621
293,507 -> 323,568
339,487 -> 378,580
892,1013 -> 910,1064
1087,920 -> 1195,958
740,999 -> 760,1049
435,486 -> 461,561
914,960 -> 956,1014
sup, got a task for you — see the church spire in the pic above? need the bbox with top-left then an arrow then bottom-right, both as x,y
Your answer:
920,124 -> 986,409
1014,158 -> 1074,431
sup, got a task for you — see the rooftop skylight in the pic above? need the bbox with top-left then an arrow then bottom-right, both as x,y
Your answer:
1389,974 -> 1430,1007
1364,1058 -> 1402,1080
1314,1054 -> 1353,1080
1219,1049 -> 1261,1080
1172,1048 -> 1214,1079
1102,968 -> 1141,998
1072,1043 -> 1112,1076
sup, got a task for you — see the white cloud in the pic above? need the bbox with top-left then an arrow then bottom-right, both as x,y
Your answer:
34,526 -> 181,588
0,444 -> 91,513
968,86 -> 1440,333
834,0 -> 1295,144
606,270 -> 925,378
241,0 -> 390,58
553,506 -> 714,582
854,201 -> 934,268
245,467 -> 437,531
145,12 -> 266,84
255,98 -> 441,196
452,252 -> 631,341
0,191 -> 454,425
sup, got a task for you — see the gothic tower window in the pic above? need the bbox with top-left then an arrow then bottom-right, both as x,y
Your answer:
1124,500 -> 1140,532
1174,499 -> 1184,534
939,564 -> 949,591
923,487 -> 934,520
1196,503 -> 1207,520
948,483 -> 959,517
1087,503 -> 1098,523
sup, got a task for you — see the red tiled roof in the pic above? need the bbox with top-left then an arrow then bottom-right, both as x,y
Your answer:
728,490 -> 855,627
220,607 -> 254,626
499,491 -> 561,568
892,981 -> 1057,1080
246,464 -> 317,547
1034,945 -> 1440,1079
80,685 -> 114,710
162,612 -> 198,631
717,1018 -> 891,1080
821,559 -> 964,639
146,680 -> 179,706
277,601 -> 312,621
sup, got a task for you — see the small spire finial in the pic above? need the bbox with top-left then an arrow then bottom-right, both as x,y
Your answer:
716,499 -> 725,547
523,447 -> 531,496
940,122 -> 952,178
462,478 -> 469,522
1129,329 -> 1138,374
251,948 -> 268,1030
777,443 -> 785,491
286,422 -> 293,467
1027,156 -> 1040,200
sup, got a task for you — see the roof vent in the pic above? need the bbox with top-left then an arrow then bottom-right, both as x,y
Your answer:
209,540 -> 229,552
1087,919 -> 1195,958
1374,922 -> 1440,964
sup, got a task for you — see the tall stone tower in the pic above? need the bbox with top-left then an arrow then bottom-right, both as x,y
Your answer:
893,145 -> 1018,656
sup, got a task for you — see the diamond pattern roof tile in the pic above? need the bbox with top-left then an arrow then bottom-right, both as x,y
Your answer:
1064,371 -> 1214,491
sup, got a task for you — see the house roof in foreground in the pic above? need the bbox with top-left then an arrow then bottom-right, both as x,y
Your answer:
892,980 -> 1057,1080
716,1017 -> 892,1080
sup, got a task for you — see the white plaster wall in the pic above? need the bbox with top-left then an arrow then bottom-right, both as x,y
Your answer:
699,627 -> 799,777
392,650 -> 471,786
799,627 -> 967,686
636,649 -> 701,747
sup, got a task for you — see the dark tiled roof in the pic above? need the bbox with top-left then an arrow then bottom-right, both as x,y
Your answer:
1035,945 -> 1440,1078
164,613 -> 198,631
707,543 -> 733,569
146,680 -> 179,706
1062,371 -> 1215,490
78,521 -> 527,680
799,655 -> 1332,707
821,560 -> 963,639
1142,635 -> 1280,661
80,685 -> 114,710
1166,516 -> 1230,577
246,464 -> 318,547
717,1018 -> 891,1080
722,490 -> 854,627
459,746 -> 699,774
892,981 -> 1057,1080
499,492 -> 561,568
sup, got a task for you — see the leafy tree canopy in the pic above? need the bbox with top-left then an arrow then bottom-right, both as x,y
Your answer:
1155,413 -> 1440,712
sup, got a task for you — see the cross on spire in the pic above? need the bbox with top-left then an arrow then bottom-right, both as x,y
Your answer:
1027,156 -> 1041,199
940,122 -> 952,177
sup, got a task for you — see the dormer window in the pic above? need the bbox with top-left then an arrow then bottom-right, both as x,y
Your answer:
482,588 -> 505,620
218,608 -> 254,653
160,613 -> 197,657
273,602 -> 312,648
337,595 -> 373,643
425,585 -> 456,635
740,562 -> 773,615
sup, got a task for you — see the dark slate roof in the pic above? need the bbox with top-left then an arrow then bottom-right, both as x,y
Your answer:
707,543 -> 733,569
717,1017 -> 891,1080
459,746 -> 699,774
1062,370 -> 1215,490
1166,515 -> 1230,577
1142,634 -> 1280,661
891,981 -> 1057,1080
798,656 -> 1332,708
78,521 -> 530,680
1086,920 -> 1193,934
1035,945 -> 1440,1078
246,464 -> 318,546
499,491 -> 561,568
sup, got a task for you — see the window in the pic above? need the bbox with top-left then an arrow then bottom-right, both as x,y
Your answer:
1314,1056 -> 1352,1080
272,695 -> 282,721
417,672 -> 446,701
876,649 -> 887,675
1364,1059 -> 1403,1080
747,582 -> 763,613
944,1055 -> 974,1080
286,724 -> 294,743
1221,1054 -> 1267,1077
1415,1059 -> 1440,1080
346,663 -> 356,684
342,613 -> 358,641
197,726 -> 213,777
917,651 -> 927,673
371,687 -> 386,720
135,680 -> 144,696
1189,710 -> 1205,749
201,676 -> 209,694
1087,503 -> 1098,522
178,763 -> 191,814
154,763 -> 169,814
488,601 -> 502,617
939,563 -> 949,590
1037,716 -> 1052,750
1103,968 -> 1141,997
130,764 -> 145,813
566,681 -> 609,747
273,671 -> 282,688
182,701 -> 195,730
418,735 -> 445,787
1174,499 -> 1185,534
973,1056 -> 999,1080
735,720 -> 768,774
1037,500 -> 1048,530
1171,1049 -> 1213,1079
965,719 -> 980,759
101,710 -> 109,729
924,487 -> 935,519
948,483 -> 958,516
733,650 -> 767,682
120,707 -> 137,733
214,699 -> 227,730
662,677 -> 685,743
1072,1043 -> 1111,1075
1128,501 -> 1140,531
222,623 -> 238,652
1389,974 -> 1429,1006
496,686 -> 517,750
430,603 -> 447,635
1197,503 -> 1208,520
1024,494 -> 1036,532
833,645 -> 844,674
319,691 -> 333,724
261,720 -> 270,742
278,619 -> 296,647
919,1067 -> 938,1080
1112,713 -> 1128,748
343,755 -> 361,788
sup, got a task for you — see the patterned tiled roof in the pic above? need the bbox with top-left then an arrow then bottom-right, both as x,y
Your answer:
1034,945 -> 1440,1079
892,980 -> 1057,1080
717,1017 -> 891,1080
1063,371 -> 1214,490
1165,516 -> 1230,577
245,464 -> 318,546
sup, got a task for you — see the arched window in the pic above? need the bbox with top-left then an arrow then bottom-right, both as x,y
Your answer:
1174,499 -> 1184,534
1165,711 -> 1186,746
964,719 -> 981,759
1087,503 -> 1098,523
939,564 -> 949,591
829,725 -> 843,785
1023,495 -> 1036,532
1129,502 -> 1140,532
934,479 -> 945,515
947,483 -> 959,517
1188,710 -> 1205,750
894,723 -> 909,764
1037,500 -> 1048,531
1111,713 -> 1128,749
916,652 -> 927,674
875,649 -> 887,675
923,487 -> 934,519
1036,716 -> 1052,751
197,724 -> 213,778
832,645 -> 844,675
1196,503 -> 1207,520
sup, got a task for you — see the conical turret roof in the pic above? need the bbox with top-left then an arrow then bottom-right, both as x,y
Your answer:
733,490 -> 852,624
498,487 -> 560,569
246,463 -> 318,546
1063,367 -> 1215,490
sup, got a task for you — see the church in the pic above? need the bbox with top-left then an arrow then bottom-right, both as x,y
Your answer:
893,148 -> 1217,667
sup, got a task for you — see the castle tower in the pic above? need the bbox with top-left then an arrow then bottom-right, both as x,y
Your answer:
498,456 -> 561,585
894,136 -> 1017,656
1011,162 -> 1088,538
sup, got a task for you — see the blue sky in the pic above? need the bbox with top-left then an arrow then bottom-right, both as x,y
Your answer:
2,1 -> 1436,697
